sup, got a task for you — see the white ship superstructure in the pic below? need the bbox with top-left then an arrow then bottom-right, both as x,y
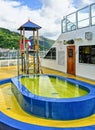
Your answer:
42,3 -> 95,80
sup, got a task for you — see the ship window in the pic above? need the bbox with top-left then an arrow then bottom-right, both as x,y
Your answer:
68,49 -> 73,57
44,47 -> 56,60
79,45 -> 95,64
67,13 -> 76,31
91,4 -> 95,25
78,6 -> 89,28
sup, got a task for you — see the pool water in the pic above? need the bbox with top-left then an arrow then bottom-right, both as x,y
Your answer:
20,75 -> 88,98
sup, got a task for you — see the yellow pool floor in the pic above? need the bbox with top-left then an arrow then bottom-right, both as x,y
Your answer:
0,66 -> 95,128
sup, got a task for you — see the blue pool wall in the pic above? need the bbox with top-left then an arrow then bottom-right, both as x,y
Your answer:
11,74 -> 95,120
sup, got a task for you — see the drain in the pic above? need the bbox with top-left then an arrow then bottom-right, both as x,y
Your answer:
52,92 -> 58,95
6,107 -> 11,110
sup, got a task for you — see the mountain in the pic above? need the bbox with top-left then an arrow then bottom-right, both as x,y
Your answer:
0,27 -> 55,50
0,27 -> 20,49
40,36 -> 55,51
29,36 -> 55,51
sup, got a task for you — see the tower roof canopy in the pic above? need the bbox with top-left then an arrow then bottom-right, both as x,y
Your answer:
18,20 -> 41,31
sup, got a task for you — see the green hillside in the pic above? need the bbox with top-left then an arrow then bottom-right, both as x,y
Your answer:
0,27 -> 55,50
40,36 -> 55,51
0,27 -> 19,49
29,36 -> 55,51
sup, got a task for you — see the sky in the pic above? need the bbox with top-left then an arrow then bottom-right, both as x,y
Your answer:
0,0 -> 95,40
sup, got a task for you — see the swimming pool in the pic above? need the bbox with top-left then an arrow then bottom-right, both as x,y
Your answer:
19,75 -> 88,98
11,74 -> 95,120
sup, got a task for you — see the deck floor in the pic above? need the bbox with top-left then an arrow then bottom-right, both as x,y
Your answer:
0,66 -> 95,129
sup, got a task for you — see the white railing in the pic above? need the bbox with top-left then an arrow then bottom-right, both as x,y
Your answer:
0,50 -> 47,67
0,58 -> 18,67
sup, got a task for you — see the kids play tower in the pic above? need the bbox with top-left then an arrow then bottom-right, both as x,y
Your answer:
18,20 -> 42,75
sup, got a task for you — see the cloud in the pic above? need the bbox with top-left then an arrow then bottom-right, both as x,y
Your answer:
0,0 -> 94,40
73,0 -> 95,9
0,0 -> 30,29
82,0 -> 95,5
39,0 -> 77,39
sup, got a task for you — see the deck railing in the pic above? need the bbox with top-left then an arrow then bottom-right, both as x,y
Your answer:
61,3 -> 95,33
0,50 -> 47,67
